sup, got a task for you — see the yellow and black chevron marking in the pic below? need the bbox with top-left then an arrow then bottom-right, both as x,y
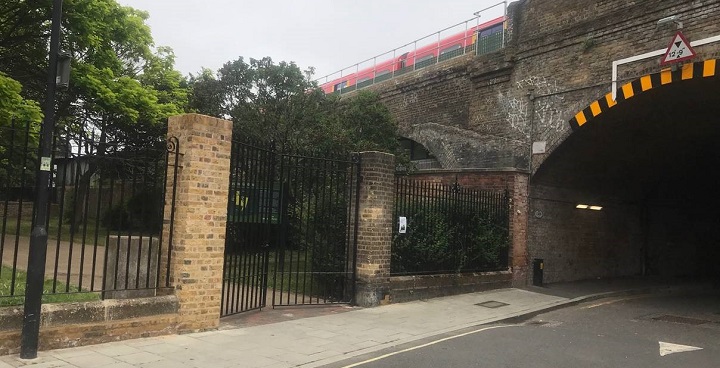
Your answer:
569,59 -> 718,130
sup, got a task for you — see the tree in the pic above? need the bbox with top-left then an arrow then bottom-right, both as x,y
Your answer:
1,1 -> 190,230
0,73 -> 42,123
0,73 -> 43,189
188,56 -> 400,155
1,1 -> 188,146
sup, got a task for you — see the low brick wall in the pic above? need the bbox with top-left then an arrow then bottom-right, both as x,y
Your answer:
0,296 -> 178,356
387,270 -> 512,303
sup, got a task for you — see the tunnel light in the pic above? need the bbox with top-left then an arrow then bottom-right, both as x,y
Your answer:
576,204 -> 603,211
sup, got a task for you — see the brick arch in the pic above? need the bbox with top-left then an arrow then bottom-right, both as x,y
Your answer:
568,59 -> 718,130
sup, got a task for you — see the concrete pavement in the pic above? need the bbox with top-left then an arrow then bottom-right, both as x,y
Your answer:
0,279 -> 706,368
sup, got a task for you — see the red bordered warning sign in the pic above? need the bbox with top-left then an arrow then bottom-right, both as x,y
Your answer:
660,31 -> 696,65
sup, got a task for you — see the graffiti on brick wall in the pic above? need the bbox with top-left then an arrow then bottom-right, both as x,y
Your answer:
496,93 -> 530,136
516,76 -> 566,134
402,92 -> 418,108
478,75 -> 569,139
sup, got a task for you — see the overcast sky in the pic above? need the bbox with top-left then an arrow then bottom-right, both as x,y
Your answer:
116,0 -> 506,81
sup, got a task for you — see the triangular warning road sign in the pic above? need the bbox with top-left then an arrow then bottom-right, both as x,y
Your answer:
659,341 -> 703,357
660,31 -> 696,65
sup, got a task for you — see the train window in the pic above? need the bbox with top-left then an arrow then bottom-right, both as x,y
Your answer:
440,44 -> 462,55
479,24 -> 503,37
333,81 -> 347,92
375,70 -> 390,77
357,77 -> 371,83
416,54 -> 435,63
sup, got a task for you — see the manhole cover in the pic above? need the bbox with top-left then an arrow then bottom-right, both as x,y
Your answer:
475,301 -> 509,309
652,315 -> 709,325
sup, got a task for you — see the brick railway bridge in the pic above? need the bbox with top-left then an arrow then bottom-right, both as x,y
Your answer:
348,0 -> 720,284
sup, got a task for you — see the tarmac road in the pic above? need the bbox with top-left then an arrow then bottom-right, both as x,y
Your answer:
327,290 -> 720,368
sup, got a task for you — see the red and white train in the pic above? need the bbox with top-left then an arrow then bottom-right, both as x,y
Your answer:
319,16 -> 506,94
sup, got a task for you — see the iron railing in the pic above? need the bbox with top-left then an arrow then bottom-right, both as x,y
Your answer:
392,177 -> 510,275
222,139 -> 360,316
315,1 -> 508,93
0,118 -> 179,306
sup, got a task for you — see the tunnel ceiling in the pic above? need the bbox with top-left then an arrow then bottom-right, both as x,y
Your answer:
532,77 -> 720,206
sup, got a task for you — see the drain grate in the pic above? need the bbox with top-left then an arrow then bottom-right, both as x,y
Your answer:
652,315 -> 709,325
475,300 -> 509,309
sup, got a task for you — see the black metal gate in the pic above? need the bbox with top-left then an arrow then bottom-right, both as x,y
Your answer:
221,140 -> 360,316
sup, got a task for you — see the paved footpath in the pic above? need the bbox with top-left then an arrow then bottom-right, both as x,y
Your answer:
0,281 -> 685,368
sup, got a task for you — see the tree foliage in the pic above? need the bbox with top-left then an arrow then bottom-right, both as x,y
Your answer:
1,0 -> 189,228
188,57 -> 400,154
0,0 -> 187,150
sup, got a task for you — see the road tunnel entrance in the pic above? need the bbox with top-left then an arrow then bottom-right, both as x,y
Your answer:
530,63 -> 720,283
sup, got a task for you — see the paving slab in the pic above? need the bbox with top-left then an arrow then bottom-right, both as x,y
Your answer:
3,279 -> 699,368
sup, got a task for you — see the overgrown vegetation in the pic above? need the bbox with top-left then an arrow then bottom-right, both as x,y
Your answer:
392,203 -> 509,275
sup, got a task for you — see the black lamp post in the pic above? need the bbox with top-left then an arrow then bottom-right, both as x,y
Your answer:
20,0 -> 64,359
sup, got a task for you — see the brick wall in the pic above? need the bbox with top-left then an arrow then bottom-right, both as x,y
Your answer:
354,0 -> 720,284
359,0 -> 720,173
528,185 -> 643,283
164,114 -> 233,332
354,152 -> 395,307
388,271 -> 512,303
512,0 -> 720,171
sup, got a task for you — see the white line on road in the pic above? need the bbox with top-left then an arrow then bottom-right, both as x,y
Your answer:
582,295 -> 651,309
340,325 -> 516,368
659,341 -> 703,357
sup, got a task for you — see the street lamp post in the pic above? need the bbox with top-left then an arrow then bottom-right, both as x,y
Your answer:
20,0 -> 64,359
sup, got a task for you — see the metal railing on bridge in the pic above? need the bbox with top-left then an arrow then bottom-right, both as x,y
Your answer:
315,1 -> 508,94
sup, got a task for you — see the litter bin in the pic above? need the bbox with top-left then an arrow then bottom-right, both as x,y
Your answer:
532,258 -> 544,286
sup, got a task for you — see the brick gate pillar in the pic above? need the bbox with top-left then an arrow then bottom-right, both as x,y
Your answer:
163,113 -> 233,332
354,151 -> 395,307
511,173 -> 530,287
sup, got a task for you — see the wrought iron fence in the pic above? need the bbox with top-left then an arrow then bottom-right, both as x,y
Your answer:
222,139 -> 360,316
392,177 -> 510,275
0,118 -> 179,306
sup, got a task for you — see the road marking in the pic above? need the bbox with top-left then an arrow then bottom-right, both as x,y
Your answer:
659,341 -> 703,357
582,295 -> 650,309
340,325 -> 516,368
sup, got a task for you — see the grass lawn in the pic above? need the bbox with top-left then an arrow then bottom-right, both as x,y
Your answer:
224,249 -> 345,300
2,216 -> 108,244
0,266 -> 100,307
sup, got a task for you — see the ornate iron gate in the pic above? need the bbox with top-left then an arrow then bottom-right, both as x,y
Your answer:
221,140 -> 360,316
